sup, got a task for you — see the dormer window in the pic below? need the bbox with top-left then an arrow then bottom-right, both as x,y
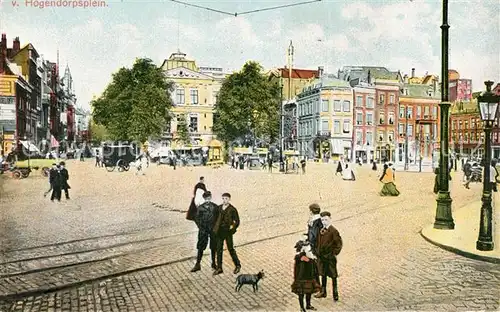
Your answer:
427,90 -> 433,97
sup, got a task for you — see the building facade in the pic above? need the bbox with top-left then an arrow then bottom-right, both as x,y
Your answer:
297,76 -> 353,160
160,51 -> 226,146
398,82 -> 440,165
449,69 -> 472,102
338,66 -> 403,162
352,83 -> 376,163
268,67 -> 320,101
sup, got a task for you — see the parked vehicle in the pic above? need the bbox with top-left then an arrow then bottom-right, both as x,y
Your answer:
102,142 -> 139,172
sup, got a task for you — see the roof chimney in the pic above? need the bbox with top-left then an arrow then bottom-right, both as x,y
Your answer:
0,34 -> 6,74
12,37 -> 20,54
403,74 -> 408,83
411,68 -> 415,78
367,70 -> 371,84
318,66 -> 324,78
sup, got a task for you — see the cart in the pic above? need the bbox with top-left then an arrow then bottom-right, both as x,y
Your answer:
13,159 -> 53,179
102,143 -> 138,172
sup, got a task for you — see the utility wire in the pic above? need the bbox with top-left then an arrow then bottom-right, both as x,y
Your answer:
170,0 -> 322,17
237,0 -> 322,16
170,0 -> 234,16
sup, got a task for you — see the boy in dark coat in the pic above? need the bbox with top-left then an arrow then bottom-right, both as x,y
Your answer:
191,191 -> 219,272
213,193 -> 241,275
50,164 -> 63,202
315,211 -> 342,301
59,161 -> 70,200
307,203 -> 322,253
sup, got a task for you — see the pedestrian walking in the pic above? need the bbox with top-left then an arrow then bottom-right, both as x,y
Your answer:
342,163 -> 356,181
190,191 -> 219,272
134,154 -> 146,175
50,164 -> 63,202
95,150 -> 100,167
314,211 -> 342,302
186,177 -> 207,221
371,160 -> 377,171
379,164 -> 400,196
291,240 -> 321,312
267,154 -> 273,173
306,203 -> 322,253
213,193 -> 241,275
335,160 -> 343,176
59,161 -> 70,200
80,148 -> 85,161
44,163 -> 57,197
300,157 -> 306,174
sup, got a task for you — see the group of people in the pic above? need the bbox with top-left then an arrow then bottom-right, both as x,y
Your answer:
43,161 -> 70,201
186,177 -> 242,276
291,204 -> 343,311
461,159 -> 499,191
335,159 -> 356,181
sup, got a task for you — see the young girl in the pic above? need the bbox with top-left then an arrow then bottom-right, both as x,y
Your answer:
291,240 -> 321,312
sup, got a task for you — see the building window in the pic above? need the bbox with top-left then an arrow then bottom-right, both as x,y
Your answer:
366,132 -> 373,146
398,123 -> 404,135
408,125 -> 413,136
366,113 -> 373,125
378,131 -> 384,142
379,112 -> 385,125
322,99 -> 329,112
433,106 -> 438,119
390,94 -> 395,104
388,130 -> 394,142
343,100 -> 350,112
356,96 -> 363,107
367,97 -> 374,108
424,106 -> 430,117
343,120 -> 350,133
334,120 -> 341,134
399,106 -> 405,118
407,107 -> 413,119
465,121 -> 469,129
356,112 -> 363,125
379,94 -> 385,105
416,106 -> 421,119
334,100 -> 341,112
189,115 -> 198,132
176,88 -> 185,104
322,120 -> 329,131
356,131 -> 362,145
388,112 -> 395,125
190,89 -> 198,105
213,91 -> 219,104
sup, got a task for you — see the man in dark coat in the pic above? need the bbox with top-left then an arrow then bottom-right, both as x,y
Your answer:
186,177 -> 207,221
50,164 -> 63,202
315,211 -> 342,301
59,161 -> 70,200
191,191 -> 219,272
213,192 -> 241,275
307,203 -> 322,253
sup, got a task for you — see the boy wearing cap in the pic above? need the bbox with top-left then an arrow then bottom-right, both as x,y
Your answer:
213,193 -> 241,275
191,191 -> 219,272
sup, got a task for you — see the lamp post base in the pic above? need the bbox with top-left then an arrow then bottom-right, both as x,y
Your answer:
434,191 -> 455,229
476,240 -> 494,251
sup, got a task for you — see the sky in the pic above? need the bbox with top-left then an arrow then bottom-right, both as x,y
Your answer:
1,0 -> 499,110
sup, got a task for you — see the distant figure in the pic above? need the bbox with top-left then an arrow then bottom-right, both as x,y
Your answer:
95,150 -> 100,167
372,160 -> 377,171
50,164 -> 63,202
301,157 -> 307,174
335,161 -> 343,176
59,161 -> 70,200
342,163 -> 355,181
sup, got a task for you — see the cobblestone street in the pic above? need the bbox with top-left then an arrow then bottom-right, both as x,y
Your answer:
0,161 -> 498,311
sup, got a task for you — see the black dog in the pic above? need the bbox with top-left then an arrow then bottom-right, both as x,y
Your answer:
235,270 -> 265,292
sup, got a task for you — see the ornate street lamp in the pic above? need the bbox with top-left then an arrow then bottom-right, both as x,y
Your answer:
476,80 -> 499,251
434,0 -> 455,230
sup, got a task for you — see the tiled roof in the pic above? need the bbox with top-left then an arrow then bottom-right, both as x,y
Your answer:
279,68 -> 319,79
338,66 -> 400,82
451,99 -> 478,114
315,77 -> 351,88
401,83 -> 440,99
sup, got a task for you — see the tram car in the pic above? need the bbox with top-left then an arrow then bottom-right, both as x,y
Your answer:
102,142 -> 139,172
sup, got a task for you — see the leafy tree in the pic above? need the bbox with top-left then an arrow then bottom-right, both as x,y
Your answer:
89,119 -> 110,143
91,58 -> 173,142
176,114 -> 191,145
213,61 -> 281,146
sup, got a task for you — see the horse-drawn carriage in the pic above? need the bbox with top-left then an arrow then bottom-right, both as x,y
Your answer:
102,142 -> 139,172
12,159 -> 53,179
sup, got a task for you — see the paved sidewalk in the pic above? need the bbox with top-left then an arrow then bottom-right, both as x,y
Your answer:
421,191 -> 500,264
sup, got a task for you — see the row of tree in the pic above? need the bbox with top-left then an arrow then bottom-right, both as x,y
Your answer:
90,58 -> 281,146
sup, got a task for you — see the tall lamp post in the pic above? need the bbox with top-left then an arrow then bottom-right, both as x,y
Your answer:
404,105 -> 409,171
434,0 -> 455,230
476,80 -> 499,251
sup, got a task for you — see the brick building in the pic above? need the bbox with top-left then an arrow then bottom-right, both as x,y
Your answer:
352,83 -> 376,163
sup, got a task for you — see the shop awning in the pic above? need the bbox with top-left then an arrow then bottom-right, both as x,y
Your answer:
20,140 -> 40,153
